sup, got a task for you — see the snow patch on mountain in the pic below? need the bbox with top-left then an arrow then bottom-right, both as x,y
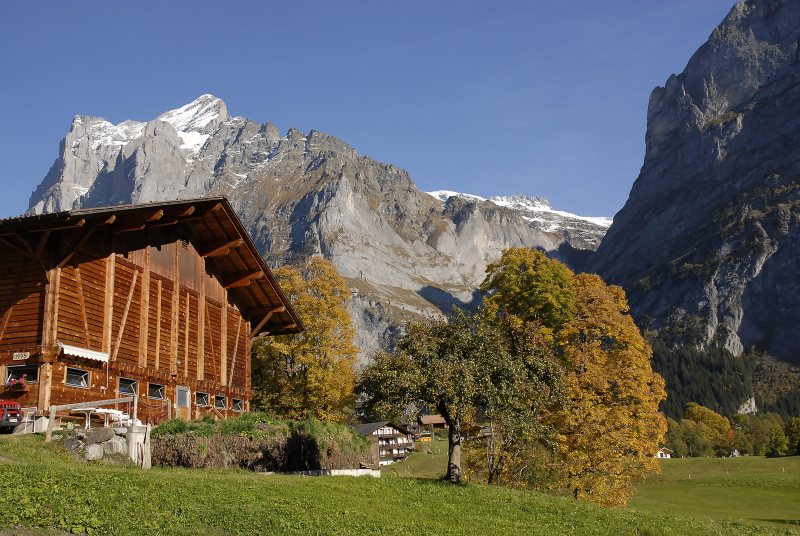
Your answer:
426,190 -> 612,231
156,94 -> 226,133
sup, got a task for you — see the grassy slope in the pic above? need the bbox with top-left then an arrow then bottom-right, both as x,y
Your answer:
631,456 -> 800,528
380,439 -> 448,479
0,435 -> 794,536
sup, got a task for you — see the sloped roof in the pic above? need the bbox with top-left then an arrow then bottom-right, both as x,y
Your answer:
419,414 -> 446,426
352,421 -> 412,436
0,197 -> 302,336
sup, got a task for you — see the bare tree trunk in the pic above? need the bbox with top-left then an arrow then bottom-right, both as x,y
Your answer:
446,419 -> 462,484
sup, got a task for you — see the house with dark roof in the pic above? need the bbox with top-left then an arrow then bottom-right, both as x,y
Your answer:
352,421 -> 414,466
0,197 -> 301,425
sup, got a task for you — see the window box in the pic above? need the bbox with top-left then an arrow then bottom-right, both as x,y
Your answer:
148,383 -> 165,400
65,367 -> 89,388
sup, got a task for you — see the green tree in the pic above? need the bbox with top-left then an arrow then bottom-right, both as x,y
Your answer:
463,315 -> 564,487
766,426 -> 788,457
552,274 -> 667,506
252,257 -> 358,423
481,248 -> 575,335
359,310 -> 506,484
785,417 -> 800,456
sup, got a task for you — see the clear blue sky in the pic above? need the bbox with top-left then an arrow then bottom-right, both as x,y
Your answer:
0,0 -> 735,219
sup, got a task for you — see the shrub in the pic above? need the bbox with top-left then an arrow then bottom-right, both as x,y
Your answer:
150,413 -> 372,471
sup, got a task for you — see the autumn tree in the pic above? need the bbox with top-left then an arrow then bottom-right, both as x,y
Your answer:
552,273 -> 666,506
252,257 -> 358,423
480,249 -> 666,505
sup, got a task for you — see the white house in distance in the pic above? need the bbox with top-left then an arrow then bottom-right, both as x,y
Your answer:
352,421 -> 414,466
655,447 -> 673,459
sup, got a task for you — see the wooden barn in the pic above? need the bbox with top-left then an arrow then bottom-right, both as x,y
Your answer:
0,197 -> 302,425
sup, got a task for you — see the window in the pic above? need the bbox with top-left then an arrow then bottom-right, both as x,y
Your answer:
119,378 -> 137,395
148,383 -> 165,400
195,392 -> 209,407
214,395 -> 227,409
232,399 -> 243,412
176,387 -> 190,408
6,364 -> 38,384
65,367 -> 89,388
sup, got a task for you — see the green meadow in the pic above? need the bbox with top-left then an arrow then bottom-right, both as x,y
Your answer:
0,434 -> 796,535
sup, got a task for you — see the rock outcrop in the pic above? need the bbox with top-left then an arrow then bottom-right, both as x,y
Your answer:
28,96 -> 609,362
590,0 -> 800,363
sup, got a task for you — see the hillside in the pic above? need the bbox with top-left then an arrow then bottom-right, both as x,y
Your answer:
0,434 -> 786,535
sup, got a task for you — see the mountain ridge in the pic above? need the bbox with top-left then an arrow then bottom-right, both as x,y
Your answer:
27,95 -> 609,362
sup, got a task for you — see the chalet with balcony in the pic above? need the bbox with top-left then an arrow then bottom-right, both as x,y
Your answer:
353,421 -> 414,466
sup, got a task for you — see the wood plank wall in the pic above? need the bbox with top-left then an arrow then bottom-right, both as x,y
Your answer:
1,230 -> 253,423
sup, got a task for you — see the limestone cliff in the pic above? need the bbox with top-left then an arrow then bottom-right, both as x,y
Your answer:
590,0 -> 800,363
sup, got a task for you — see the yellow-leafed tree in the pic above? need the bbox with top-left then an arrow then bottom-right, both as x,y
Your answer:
252,257 -> 358,423
553,273 -> 666,506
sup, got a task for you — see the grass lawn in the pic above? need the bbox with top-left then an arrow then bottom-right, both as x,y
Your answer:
380,438 -> 448,479
0,435 -> 791,535
630,456 -> 800,528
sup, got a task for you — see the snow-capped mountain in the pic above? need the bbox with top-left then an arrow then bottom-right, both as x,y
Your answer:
428,191 -> 611,249
28,95 -> 610,360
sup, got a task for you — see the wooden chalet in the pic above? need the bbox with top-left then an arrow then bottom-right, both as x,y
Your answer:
0,197 -> 302,424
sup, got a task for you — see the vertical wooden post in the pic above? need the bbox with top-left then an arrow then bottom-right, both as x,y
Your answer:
37,363 -> 53,412
197,258 -> 206,381
220,306 -> 228,386
154,280 -> 162,370
138,248 -> 150,367
170,244 -> 179,376
40,260 -> 61,413
102,254 -> 116,354
183,294 -> 189,377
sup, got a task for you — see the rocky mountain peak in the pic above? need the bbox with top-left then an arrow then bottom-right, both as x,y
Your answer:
156,94 -> 228,134
28,95 -> 611,362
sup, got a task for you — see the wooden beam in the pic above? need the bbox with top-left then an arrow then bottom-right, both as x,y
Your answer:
179,206 -> 196,218
250,305 -> 286,337
110,269 -> 139,362
74,267 -> 91,348
146,210 -> 164,222
220,305 -> 228,386
34,230 -> 52,257
183,293 -> 189,377
0,236 -> 30,258
154,280 -> 162,371
102,254 -> 116,353
228,315 -> 242,388
57,227 -> 96,268
138,249 -> 151,367
198,238 -> 244,258
198,257 -> 206,381
223,271 -> 264,289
